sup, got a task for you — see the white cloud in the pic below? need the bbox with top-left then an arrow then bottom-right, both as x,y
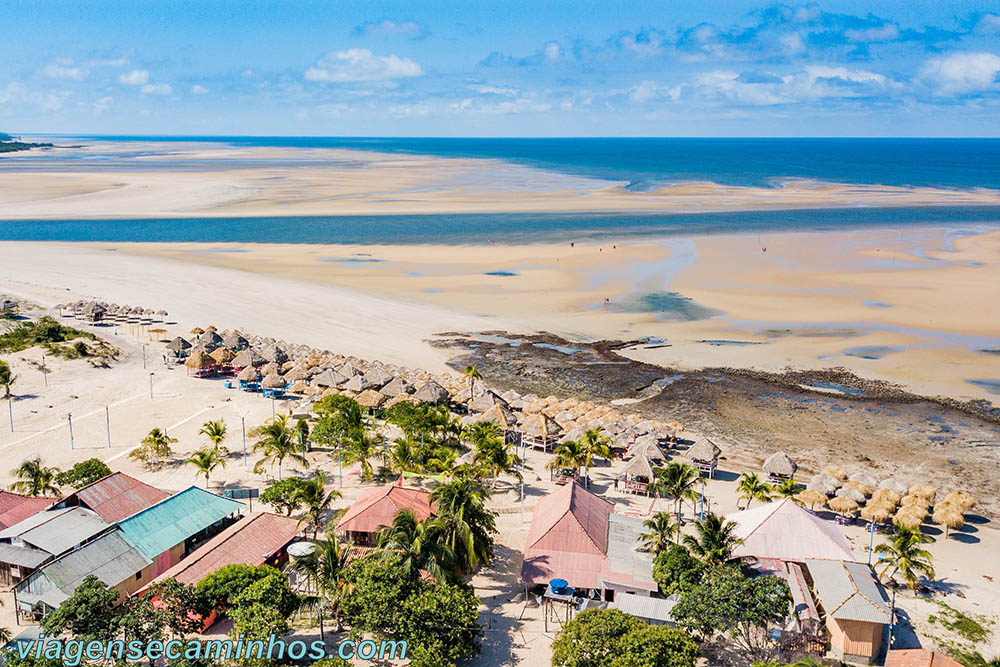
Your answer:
844,24 -> 900,43
190,84 -> 209,95
974,14 -> 1000,35
450,97 -> 552,114
86,56 -> 129,67
354,19 -> 426,39
626,80 -> 681,104
692,65 -> 894,106
42,59 -> 88,81
141,83 -> 172,95
389,103 -> 432,117
470,84 -> 519,96
79,96 -> 113,113
921,52 -> 1000,95
305,49 -> 423,83
119,69 -> 150,85
543,42 -> 561,64
0,82 -> 70,110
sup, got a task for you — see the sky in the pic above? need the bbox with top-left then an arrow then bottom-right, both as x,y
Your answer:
2,0 -> 999,137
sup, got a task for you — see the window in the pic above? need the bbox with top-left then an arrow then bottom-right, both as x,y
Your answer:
135,571 -> 142,581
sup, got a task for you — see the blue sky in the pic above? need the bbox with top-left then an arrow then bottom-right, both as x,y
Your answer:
2,1 -> 999,136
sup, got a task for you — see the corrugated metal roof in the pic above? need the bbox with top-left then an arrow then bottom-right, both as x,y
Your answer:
143,512 -> 300,588
727,498 -> 859,563
603,514 -> 656,591
17,530 -> 150,609
609,594 -> 681,624
805,559 -> 891,624
336,484 -> 433,534
60,472 -> 170,523
0,507 -> 109,555
886,650 -> 964,667
0,492 -> 55,530
117,486 -> 243,560
0,542 -> 51,568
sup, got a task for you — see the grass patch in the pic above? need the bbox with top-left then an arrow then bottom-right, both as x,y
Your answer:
932,601 -> 993,644
1,316 -> 118,365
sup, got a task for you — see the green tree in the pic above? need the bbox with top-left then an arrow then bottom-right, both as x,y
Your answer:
141,578 -> 207,635
195,563 -> 281,610
54,458 -> 112,489
463,365 -> 481,399
251,414 -> 307,479
260,477 -> 309,516
130,427 -> 177,469
770,478 -> 800,500
469,423 -> 522,487
40,575 -> 120,642
293,531 -> 351,634
375,510 -> 455,582
380,436 -> 423,481
342,431 -> 379,482
198,419 -> 229,454
672,566 -> 791,663
652,544 -> 706,595
339,557 -> 416,635
737,472 -> 773,509
547,439 -> 587,478
184,447 -> 226,488
639,512 -> 679,555
681,513 -> 745,567
0,359 -> 16,399
9,457 -> 60,497
651,462 -> 703,525
875,524 -> 936,590
551,608 -> 700,667
291,472 -> 342,537
579,427 -> 612,488
400,581 -> 482,667
430,478 -> 498,574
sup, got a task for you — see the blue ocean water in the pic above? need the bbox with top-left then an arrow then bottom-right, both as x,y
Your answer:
69,136 -> 1000,190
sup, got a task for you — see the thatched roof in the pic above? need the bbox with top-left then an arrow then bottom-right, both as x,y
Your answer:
835,486 -> 866,503
687,439 -> 722,462
343,374 -> 372,393
619,455 -> 656,480
808,473 -> 839,495
412,380 -> 449,404
237,365 -> 262,381
848,471 -> 878,488
284,366 -> 310,382
199,330 -> 224,348
312,368 -> 347,387
468,390 -> 508,413
827,496 -> 859,515
222,332 -> 249,349
166,336 -> 192,352
261,373 -> 286,389
339,363 -> 362,377
462,402 -> 519,429
356,389 -> 387,409
879,478 -> 910,495
626,440 -> 667,461
210,347 -> 235,364
260,344 -> 288,363
290,381 -> 310,394
231,348 -> 265,368
184,350 -> 215,369
363,367 -> 393,388
379,376 -> 411,397
520,413 -> 562,438
762,451 -> 797,476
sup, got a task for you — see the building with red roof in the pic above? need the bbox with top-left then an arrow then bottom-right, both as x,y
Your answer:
0,491 -> 55,531
336,483 -> 434,545
50,472 -> 170,524
521,481 -> 657,599
886,650 -> 964,667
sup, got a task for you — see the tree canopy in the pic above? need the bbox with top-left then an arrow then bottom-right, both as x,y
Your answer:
551,608 -> 699,667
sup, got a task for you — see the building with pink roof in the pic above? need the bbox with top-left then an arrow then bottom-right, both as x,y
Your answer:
336,483 -> 434,545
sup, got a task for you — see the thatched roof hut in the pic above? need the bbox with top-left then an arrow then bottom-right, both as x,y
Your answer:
339,362 -> 362,377
619,455 -> 656,480
687,439 -> 722,463
908,484 -> 936,502
849,471 -> 878,488
290,381 -> 310,395
762,451 -> 797,479
462,402 -> 519,429
222,331 -> 249,349
468,390 -> 508,413
835,486 -> 866,503
232,348 -> 265,368
210,347 -> 235,365
185,350 -> 215,369
237,365 -> 262,382
379,376 -> 411,397
284,366 -> 310,383
260,344 -> 288,363
261,373 -> 287,389
626,439 -> 667,461
879,478 -> 909,495
166,336 -> 192,353
412,380 -> 449,404
808,474 -> 839,496
363,367 -> 393,388
312,368 -> 348,388
356,389 -> 387,409
520,413 -> 562,439
827,496 -> 859,516
343,374 -> 372,393
199,330 -> 224,348
796,489 -> 828,510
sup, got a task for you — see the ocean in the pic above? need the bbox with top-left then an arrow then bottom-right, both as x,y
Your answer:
3,136 -> 1000,243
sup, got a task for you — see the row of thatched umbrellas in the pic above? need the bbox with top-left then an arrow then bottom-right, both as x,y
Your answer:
56,300 -> 168,322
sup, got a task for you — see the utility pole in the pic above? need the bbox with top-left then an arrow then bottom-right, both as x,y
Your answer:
67,413 -> 75,450
106,405 -> 111,448
241,416 -> 247,467
148,372 -> 154,399
142,344 -> 147,370
7,397 -> 12,432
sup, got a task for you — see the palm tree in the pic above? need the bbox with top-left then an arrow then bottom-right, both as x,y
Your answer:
737,472 -> 773,509
375,510 -> 455,582
651,462 -> 702,525
198,419 -> 228,454
380,436 -> 422,483
579,427 -> 611,488
130,428 -> 177,468
9,457 -> 59,497
251,414 -> 308,480
639,512 -> 679,554
547,440 -> 587,479
463,365 -> 481,399
0,360 -> 16,399
184,448 -> 226,488
342,432 -> 379,482
430,478 -> 498,574
464,421 -> 502,451
682,513 -> 744,566
293,530 -> 351,635
875,524 -> 935,590
467,422 -> 522,487
291,472 -> 342,538
770,477 -> 800,500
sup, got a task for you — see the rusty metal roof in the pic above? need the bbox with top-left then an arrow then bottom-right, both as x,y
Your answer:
336,484 -> 433,534
0,491 -> 55,530
142,512 -> 301,588
59,472 -> 170,524
886,651 -> 963,667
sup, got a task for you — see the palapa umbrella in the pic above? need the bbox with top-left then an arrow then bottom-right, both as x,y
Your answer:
901,494 -> 931,509
412,380 -> 449,404
500,389 -> 521,403
894,506 -> 927,529
828,496 -> 859,516
932,504 -> 965,538
312,368 -> 348,388
796,489 -> 828,510
284,366 -> 310,382
836,486 -> 866,503
262,361 -> 281,376
468,390 -> 509,413
688,439 -> 722,463
184,350 -> 215,369
879,477 -> 910,495
261,373 -> 286,389
942,491 -> 976,512
343,374 -> 372,393
166,336 -> 192,353
190,327 -> 205,335
808,473 -> 839,496
237,366 -> 262,382
619,455 -> 656,481
199,330 -> 224,348
231,348 -> 265,368
871,488 -> 902,506
844,480 -> 874,497
290,381 -> 310,395
205,325 -> 217,332
379,376 -> 411,398
210,347 -> 235,365
861,502 -> 895,523
762,451 -> 797,478
822,465 -> 849,481
462,402 -> 519,429
363,366 -> 394,388
223,331 -> 249,349
356,388 -> 387,409
338,362 -> 362,377
907,483 -> 936,502
848,471 -> 879,488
